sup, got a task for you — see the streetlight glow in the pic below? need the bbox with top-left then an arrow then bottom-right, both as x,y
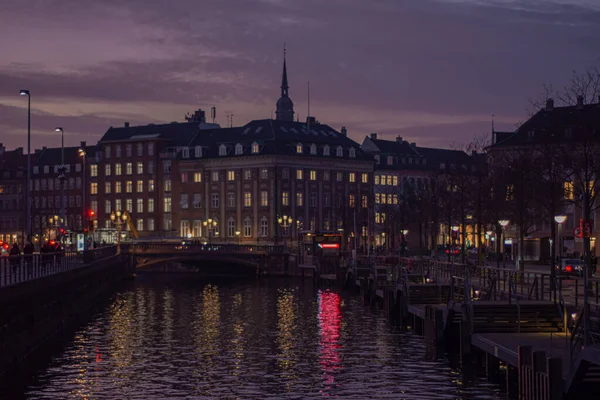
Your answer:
19,89 -> 30,96
451,226 -> 459,232
554,215 -> 567,224
55,127 -> 63,132
498,219 -> 510,227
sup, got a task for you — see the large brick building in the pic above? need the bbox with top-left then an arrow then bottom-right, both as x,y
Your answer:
0,144 -> 26,246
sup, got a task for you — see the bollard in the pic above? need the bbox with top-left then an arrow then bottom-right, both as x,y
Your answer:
518,345 -> 533,400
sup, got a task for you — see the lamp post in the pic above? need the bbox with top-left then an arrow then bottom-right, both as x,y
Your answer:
235,230 -> 241,245
554,215 -> 566,263
110,210 -> 127,253
55,128 -> 66,232
48,215 -> 59,240
79,148 -> 86,235
451,226 -> 459,271
278,215 -> 293,247
498,219 -> 510,269
19,89 -> 31,243
203,218 -> 217,244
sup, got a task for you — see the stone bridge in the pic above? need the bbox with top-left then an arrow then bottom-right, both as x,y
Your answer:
124,243 -> 293,275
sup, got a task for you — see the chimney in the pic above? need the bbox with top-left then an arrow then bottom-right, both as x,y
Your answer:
577,95 -> 584,109
370,133 -> 377,140
341,126 -> 347,136
396,136 -> 403,143
410,142 -> 416,147
545,98 -> 554,111
124,122 -> 130,128
80,141 -> 86,149
306,116 -> 316,125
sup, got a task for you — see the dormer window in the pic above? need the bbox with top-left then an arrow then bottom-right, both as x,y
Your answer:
181,148 -> 190,158
349,148 -> 356,158
296,143 -> 303,154
374,155 -> 380,164
235,143 -> 243,155
252,142 -> 259,154
195,146 -> 202,158
219,144 -> 227,156
323,145 -> 330,156
336,146 -> 343,157
387,156 -> 393,165
310,144 -> 317,155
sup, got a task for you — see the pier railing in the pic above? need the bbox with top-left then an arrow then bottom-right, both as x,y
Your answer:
0,245 -> 119,288
384,257 -> 600,308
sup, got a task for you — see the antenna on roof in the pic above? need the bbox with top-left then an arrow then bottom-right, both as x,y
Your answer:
491,114 -> 495,144
211,106 -> 216,123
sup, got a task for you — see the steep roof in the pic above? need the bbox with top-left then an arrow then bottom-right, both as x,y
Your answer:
368,138 -> 419,156
491,101 -> 600,148
189,119 -> 371,160
100,122 -> 219,147
33,146 -> 89,166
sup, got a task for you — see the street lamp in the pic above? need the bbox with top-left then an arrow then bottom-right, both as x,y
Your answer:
235,230 -> 241,245
498,219 -> 510,268
554,215 -> 566,260
110,210 -> 128,252
55,127 -> 66,231
278,215 -> 293,247
20,89 -> 31,243
203,218 -> 217,244
79,148 -> 86,236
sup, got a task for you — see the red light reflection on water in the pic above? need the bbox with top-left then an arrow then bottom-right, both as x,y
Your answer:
318,290 -> 342,393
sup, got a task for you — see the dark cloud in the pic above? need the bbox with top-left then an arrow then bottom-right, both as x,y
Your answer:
0,0 -> 598,149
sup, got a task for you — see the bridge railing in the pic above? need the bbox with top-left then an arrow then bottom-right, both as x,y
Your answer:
0,245 -> 119,288
126,242 -> 287,255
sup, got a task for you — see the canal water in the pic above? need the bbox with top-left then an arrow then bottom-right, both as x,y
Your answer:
15,273 -> 507,399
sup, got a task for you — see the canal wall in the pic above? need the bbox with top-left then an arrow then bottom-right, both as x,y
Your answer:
0,254 -> 135,379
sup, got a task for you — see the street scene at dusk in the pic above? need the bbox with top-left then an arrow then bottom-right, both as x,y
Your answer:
1,1 -> 600,399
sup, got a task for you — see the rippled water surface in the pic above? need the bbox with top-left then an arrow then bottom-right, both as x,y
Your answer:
18,274 -> 506,399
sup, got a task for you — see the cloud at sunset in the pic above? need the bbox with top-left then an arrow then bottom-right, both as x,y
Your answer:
0,0 -> 598,150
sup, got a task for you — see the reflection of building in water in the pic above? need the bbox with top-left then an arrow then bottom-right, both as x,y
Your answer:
107,292 -> 137,389
318,290 -> 342,388
196,284 -> 221,361
231,292 -> 245,375
162,288 -> 174,345
276,288 -> 298,375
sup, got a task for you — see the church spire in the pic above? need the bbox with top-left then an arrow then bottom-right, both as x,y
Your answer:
275,44 -> 294,121
281,45 -> 289,97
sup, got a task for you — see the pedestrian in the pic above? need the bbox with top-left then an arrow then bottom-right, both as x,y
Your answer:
23,241 -> 34,274
9,243 -> 20,273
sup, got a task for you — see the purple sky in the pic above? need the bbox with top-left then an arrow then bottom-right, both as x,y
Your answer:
1,0 -> 599,150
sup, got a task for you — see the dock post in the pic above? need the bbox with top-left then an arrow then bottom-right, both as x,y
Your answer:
485,352 -> 500,380
532,351 -> 547,399
547,358 -> 563,400
434,308 -> 444,359
518,345 -> 533,400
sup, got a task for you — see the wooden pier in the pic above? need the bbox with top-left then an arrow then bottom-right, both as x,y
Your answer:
336,255 -> 600,400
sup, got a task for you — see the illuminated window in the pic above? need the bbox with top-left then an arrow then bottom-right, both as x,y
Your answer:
164,197 -> 172,212
252,142 -> 259,154
148,199 -> 155,213
105,164 -> 111,176
115,182 -> 122,193
362,195 -> 368,208
90,182 -> 98,195
244,192 -> 252,207
349,173 -> 356,183
505,184 -> 515,201
282,191 -> 289,206
90,165 -> 98,177
375,175 -> 380,185
362,173 -> 368,184
310,170 -> 317,181
261,191 -> 268,207
296,192 -> 303,207
115,163 -> 122,176
194,172 -> 202,183
349,194 -> 355,208
126,162 -> 132,175
164,180 -> 171,192
126,181 -> 133,193
296,169 -> 303,180
137,162 -> 143,174
296,143 -> 303,154
105,182 -> 111,194
181,173 -> 188,183
227,171 -> 235,181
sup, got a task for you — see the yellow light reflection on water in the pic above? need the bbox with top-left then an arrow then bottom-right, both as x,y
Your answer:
276,288 -> 298,383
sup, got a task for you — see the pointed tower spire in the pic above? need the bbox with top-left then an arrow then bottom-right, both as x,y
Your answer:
275,44 -> 294,121
281,44 -> 289,97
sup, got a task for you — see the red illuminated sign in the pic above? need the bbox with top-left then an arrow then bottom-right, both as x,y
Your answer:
319,243 -> 340,249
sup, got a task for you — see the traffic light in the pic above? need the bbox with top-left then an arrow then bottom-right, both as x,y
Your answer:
88,210 -> 95,218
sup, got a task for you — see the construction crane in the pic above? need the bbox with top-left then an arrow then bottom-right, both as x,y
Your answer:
122,210 -> 139,239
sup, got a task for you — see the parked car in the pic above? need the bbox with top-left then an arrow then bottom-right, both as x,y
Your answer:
557,258 -> 585,277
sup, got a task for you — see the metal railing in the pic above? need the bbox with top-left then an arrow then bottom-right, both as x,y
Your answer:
509,276 -> 521,333
126,243 -> 287,255
0,245 -> 119,288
